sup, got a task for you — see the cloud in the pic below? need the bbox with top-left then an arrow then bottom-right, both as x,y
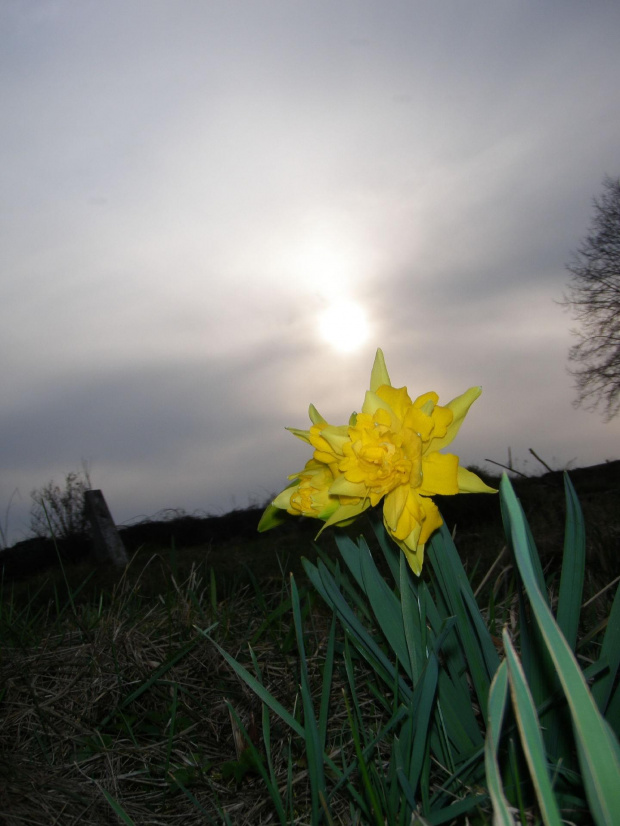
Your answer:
1,1 -> 620,544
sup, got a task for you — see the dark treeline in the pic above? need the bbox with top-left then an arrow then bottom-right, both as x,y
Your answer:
1,461 -> 618,581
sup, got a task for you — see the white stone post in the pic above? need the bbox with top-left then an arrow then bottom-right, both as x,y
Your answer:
84,489 -> 128,567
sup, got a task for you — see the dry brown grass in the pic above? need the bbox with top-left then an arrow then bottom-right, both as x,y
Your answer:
0,552 -> 366,825
1,465 -> 618,824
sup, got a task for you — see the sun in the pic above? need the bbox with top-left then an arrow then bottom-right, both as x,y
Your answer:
318,299 -> 369,352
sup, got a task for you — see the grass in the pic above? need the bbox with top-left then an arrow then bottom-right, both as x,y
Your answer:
0,535 -> 361,824
0,466 -> 618,824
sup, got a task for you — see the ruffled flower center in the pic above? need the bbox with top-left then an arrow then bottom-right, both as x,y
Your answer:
287,462 -> 333,517
340,408 -> 423,504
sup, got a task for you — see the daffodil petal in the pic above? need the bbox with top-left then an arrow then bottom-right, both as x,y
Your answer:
383,485 -> 409,532
320,426 -> 351,455
272,481 -> 299,510
427,386 -> 482,453
457,465 -> 498,493
417,497 -> 443,544
257,503 -> 290,532
370,348 -> 391,392
360,390 -> 407,435
400,541 -> 425,576
403,405 -> 436,441
413,391 -> 439,409
319,499 -> 371,532
388,489 -> 423,540
310,423 -> 350,464
385,517 -> 424,575
286,426 -> 312,444
361,389 -> 394,419
419,452 -> 459,496
376,385 -> 413,423
309,404 -> 327,425
329,475 -> 368,498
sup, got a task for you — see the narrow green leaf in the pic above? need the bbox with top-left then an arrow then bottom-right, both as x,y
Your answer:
501,474 -> 620,826
358,540 -> 412,680
371,514 -> 403,585
172,774 -> 222,823
203,634 -> 305,739
99,632 -> 211,729
484,660 -> 515,826
318,613 -> 337,749
290,574 -> 326,825
314,545 -> 374,621
503,630 -> 563,826
342,689 -> 385,826
399,552 -> 424,684
395,764 -> 418,812
333,531 -> 365,589
164,683 -> 178,775
500,490 -> 548,601
435,668 -> 483,756
249,593 -> 293,646
246,646 -> 286,820
225,703 -> 285,823
427,524 -> 498,713
503,484 -> 572,762
408,653 -> 439,800
330,705 -> 408,804
592,579 -> 620,715
342,636 -> 366,735
302,558 -> 412,702
424,793 -> 489,825
556,473 -> 586,650
261,701 -> 280,815
102,790 -> 138,825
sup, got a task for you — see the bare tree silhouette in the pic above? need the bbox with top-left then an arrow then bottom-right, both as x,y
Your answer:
562,175 -> 620,419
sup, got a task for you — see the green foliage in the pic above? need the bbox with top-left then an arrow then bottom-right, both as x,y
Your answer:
215,473 -> 620,824
3,476 -> 618,824
496,474 -> 620,824
0,546 -> 310,824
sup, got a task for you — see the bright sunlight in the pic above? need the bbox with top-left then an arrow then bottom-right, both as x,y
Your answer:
318,299 -> 369,352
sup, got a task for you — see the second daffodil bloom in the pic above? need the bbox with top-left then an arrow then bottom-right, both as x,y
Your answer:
259,349 -> 496,575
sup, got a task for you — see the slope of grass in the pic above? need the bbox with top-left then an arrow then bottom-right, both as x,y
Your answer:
0,549 -> 357,824
0,465 -> 618,824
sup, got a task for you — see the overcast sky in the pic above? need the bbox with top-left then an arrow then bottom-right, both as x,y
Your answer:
1,1 -> 619,546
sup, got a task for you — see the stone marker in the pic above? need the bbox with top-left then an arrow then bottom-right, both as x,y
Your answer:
83,489 -> 128,567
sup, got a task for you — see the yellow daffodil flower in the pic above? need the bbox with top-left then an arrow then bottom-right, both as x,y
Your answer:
272,459 -> 340,520
259,349 -> 495,574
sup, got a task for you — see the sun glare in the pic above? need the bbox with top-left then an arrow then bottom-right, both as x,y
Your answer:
319,300 -> 369,352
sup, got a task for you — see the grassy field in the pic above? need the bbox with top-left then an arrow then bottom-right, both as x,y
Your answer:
0,465 -> 618,824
